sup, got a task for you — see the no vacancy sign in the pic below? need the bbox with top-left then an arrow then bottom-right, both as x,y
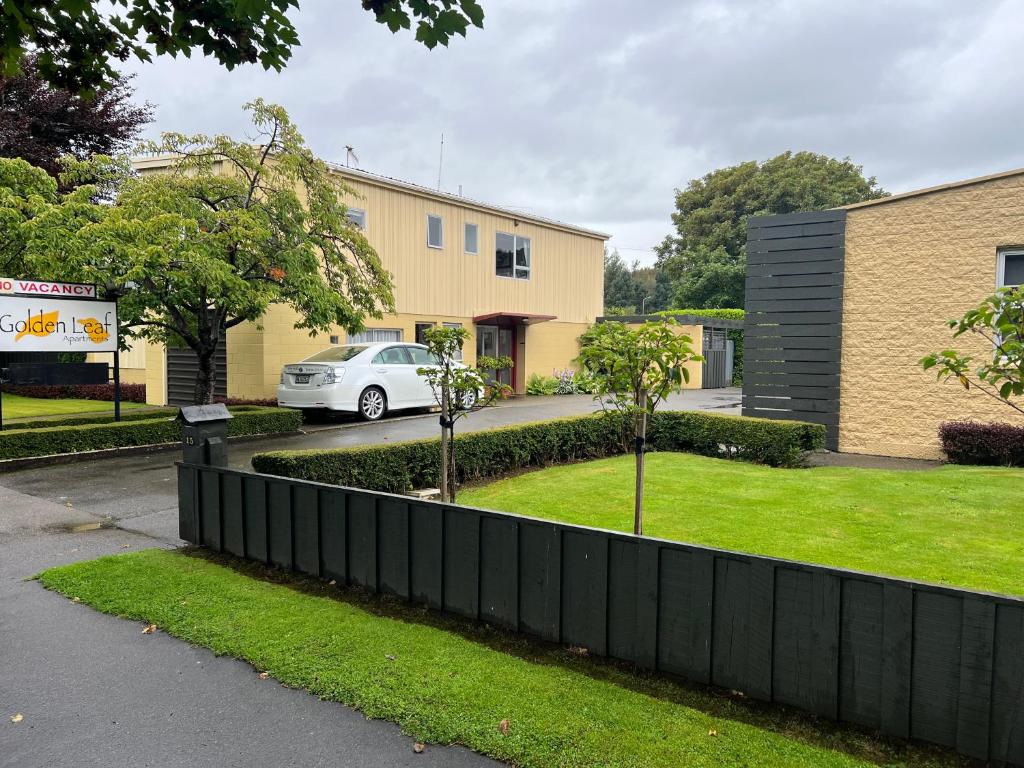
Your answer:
0,294 -> 118,353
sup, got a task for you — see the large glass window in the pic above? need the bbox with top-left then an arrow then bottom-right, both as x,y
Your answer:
496,233 -> 531,279
348,328 -> 402,344
1000,249 -> 1024,287
465,222 -> 478,254
427,214 -> 443,248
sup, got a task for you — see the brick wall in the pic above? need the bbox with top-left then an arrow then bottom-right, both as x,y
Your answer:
840,174 -> 1024,458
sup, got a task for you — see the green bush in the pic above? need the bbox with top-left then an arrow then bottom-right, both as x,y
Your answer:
0,406 -> 303,461
653,308 -> 745,321
252,411 -> 825,493
4,408 -> 178,432
526,373 -> 558,396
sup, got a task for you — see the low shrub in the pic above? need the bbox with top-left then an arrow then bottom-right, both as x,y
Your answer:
938,420 -> 1024,466
1,383 -> 148,403
0,406 -> 303,461
526,373 -> 558,396
653,308 -> 745,321
5,408 -> 177,432
252,411 -> 825,493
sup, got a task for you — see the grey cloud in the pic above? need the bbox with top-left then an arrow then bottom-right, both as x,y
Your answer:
122,0 -> 1024,264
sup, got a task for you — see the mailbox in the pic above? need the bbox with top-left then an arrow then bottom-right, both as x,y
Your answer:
178,404 -> 233,467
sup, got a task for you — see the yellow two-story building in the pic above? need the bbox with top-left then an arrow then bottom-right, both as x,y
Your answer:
117,158 -> 608,405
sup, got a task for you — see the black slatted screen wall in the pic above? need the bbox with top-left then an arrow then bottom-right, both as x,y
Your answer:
742,210 -> 846,450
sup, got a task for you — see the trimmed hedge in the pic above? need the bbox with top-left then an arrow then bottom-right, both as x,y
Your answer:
0,406 -> 303,461
4,408 -> 178,432
939,420 -> 1024,467
653,308 -> 745,321
2,383 -> 148,403
252,411 -> 825,493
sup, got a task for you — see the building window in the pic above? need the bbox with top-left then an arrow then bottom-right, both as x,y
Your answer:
414,322 -> 434,345
496,232 -> 530,279
427,214 -> 443,249
464,223 -> 478,254
346,208 -> 366,229
348,328 -> 402,344
998,249 -> 1024,288
443,322 -> 464,360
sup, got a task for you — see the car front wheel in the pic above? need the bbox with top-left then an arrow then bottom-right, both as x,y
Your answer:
358,387 -> 387,421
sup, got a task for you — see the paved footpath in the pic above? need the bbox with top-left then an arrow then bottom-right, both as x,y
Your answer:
0,486 -> 495,767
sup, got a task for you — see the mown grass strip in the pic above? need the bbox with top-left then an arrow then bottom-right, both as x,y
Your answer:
38,549 -> 962,768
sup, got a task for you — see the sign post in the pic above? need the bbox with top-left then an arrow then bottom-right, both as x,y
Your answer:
0,282 -> 119,429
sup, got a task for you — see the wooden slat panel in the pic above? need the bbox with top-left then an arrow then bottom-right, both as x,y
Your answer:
743,372 -> 840,387
319,488 -> 347,582
956,599 -> 995,760
747,220 -> 846,239
292,485 -> 320,576
243,476 -> 268,563
746,271 -> 844,290
712,557 -> 752,692
409,504 -> 442,608
221,473 -> 245,557
991,604 -> 1024,765
748,210 -> 846,228
443,508 -> 480,619
607,539 -> 639,661
347,494 -> 377,590
745,359 -> 841,375
377,498 -> 410,598
267,481 -> 293,570
748,236 -> 844,254
744,396 -> 836,413
634,541 -> 660,669
561,531 -> 609,656
479,516 -> 518,628
177,465 -> 198,543
199,469 -> 221,551
747,259 -> 844,277
746,347 -> 841,363
518,522 -> 561,642
658,548 -> 713,682
746,284 -> 844,301
746,297 -> 842,313
911,592 -> 963,747
840,579 -> 884,727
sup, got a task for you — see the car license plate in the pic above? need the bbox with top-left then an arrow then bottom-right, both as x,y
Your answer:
294,374 -> 311,384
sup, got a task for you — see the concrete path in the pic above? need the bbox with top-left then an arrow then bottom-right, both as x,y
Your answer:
0,486 -> 494,768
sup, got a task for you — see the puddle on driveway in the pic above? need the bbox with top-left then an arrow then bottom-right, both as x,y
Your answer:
44,519 -> 115,534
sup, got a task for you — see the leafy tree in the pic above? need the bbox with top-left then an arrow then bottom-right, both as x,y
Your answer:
656,151 -> 887,309
632,263 -> 673,314
0,157 -> 58,273
416,325 -> 510,502
0,54 -> 152,188
21,100 -> 394,404
578,320 -> 701,534
2,0 -> 485,93
920,287 -> 1024,415
603,249 -> 640,311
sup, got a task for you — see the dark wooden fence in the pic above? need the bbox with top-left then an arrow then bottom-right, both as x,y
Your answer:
179,462 -> 1024,765
743,210 -> 847,450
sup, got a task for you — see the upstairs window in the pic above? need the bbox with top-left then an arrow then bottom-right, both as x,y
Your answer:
496,232 -> 531,279
464,222 -> 479,254
999,249 -> 1024,288
427,214 -> 443,248
346,208 -> 367,229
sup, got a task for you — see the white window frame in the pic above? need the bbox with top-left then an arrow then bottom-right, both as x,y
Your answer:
998,248 -> 1024,288
443,322 -> 464,360
427,214 -> 444,249
346,207 -> 367,230
464,222 -> 478,254
347,328 -> 402,344
495,232 -> 531,281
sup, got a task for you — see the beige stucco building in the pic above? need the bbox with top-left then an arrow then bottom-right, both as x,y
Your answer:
744,168 -> 1024,459
114,158 -> 608,405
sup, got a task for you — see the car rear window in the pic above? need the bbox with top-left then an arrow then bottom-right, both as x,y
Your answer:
304,346 -> 368,363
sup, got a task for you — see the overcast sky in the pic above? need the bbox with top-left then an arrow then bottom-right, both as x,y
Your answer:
123,0 -> 1024,266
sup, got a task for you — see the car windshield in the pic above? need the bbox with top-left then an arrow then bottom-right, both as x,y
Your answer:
303,346 -> 368,363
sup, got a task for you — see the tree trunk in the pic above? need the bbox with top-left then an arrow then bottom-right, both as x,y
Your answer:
634,390 -> 648,536
194,346 -> 217,405
439,387 -> 450,503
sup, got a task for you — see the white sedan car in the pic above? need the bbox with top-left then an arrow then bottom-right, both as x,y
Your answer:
277,342 -> 474,420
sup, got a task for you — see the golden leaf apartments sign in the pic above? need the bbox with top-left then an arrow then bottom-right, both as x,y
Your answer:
0,294 -> 117,353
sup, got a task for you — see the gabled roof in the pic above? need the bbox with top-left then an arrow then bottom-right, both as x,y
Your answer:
131,152 -> 610,241
327,163 -> 610,240
843,167 -> 1024,210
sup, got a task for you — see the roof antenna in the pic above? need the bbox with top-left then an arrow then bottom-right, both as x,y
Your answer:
437,133 -> 444,191
345,145 -> 359,168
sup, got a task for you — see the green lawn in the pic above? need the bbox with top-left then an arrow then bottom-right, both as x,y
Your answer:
2,393 -> 143,420
460,453 -> 1024,597
38,550 -> 961,768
